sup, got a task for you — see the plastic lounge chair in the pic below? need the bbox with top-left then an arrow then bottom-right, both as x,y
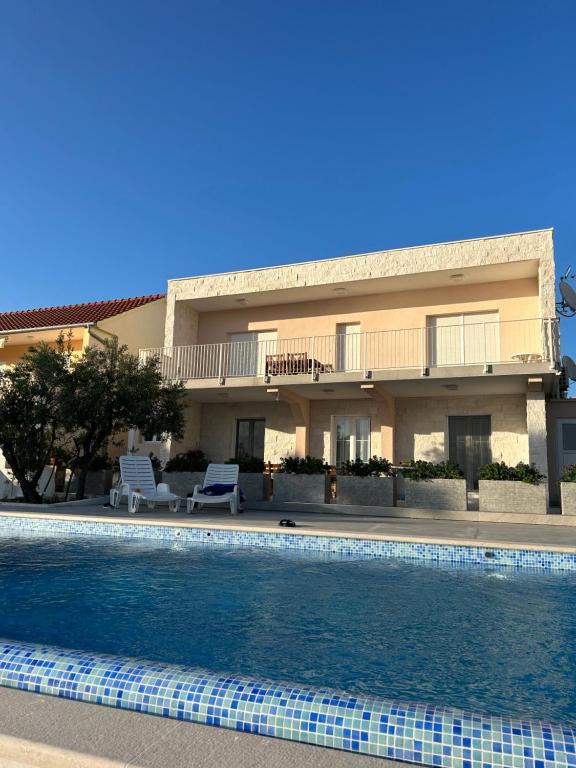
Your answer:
109,455 -> 181,513
187,464 -> 241,515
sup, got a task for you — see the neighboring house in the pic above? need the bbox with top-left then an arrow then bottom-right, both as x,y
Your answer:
0,294 -> 166,487
140,229 -> 561,494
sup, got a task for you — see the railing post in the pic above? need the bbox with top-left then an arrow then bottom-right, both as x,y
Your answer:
420,327 -> 428,375
310,336 -> 316,380
218,343 -> 225,384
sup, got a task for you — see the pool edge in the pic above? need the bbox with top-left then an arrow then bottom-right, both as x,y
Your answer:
0,640 -> 573,768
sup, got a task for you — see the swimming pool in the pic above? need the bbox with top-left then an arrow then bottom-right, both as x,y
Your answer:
0,515 -> 575,766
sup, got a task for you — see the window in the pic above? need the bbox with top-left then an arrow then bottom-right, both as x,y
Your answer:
427,312 -> 500,366
333,416 -> 370,467
235,419 -> 265,460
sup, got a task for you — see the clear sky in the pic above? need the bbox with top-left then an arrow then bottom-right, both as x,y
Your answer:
0,1 -> 575,355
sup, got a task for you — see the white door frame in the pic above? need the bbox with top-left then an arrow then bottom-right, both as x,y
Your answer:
330,415 -> 371,466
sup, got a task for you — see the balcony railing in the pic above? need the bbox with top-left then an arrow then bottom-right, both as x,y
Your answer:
140,317 -> 559,382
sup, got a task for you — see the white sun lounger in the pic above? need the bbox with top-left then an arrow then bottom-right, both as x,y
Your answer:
110,455 -> 181,513
186,464 -> 241,515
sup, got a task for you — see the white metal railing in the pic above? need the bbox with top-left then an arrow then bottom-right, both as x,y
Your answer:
140,317 -> 559,382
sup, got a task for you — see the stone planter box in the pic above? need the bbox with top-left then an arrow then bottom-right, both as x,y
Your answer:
404,478 -> 467,511
337,476 -> 396,507
162,471 -> 266,502
83,470 -> 114,497
272,474 -> 329,504
561,483 -> 576,515
479,480 -> 548,514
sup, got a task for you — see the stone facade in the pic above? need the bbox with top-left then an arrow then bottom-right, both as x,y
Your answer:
526,392 -> 548,477
336,476 -> 396,507
404,479 -> 467,511
166,230 -> 554,326
479,480 -> 548,514
309,399 -> 389,463
561,483 -> 576,515
395,394 -> 529,466
272,474 -> 329,504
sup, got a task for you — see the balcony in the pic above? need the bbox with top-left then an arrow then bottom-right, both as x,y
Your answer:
140,317 -> 559,384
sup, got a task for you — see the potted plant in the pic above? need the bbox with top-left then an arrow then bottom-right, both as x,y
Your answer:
337,456 -> 396,507
162,450 -> 209,496
226,456 -> 267,502
403,460 -> 467,511
478,461 -> 547,515
561,465 -> 576,515
273,456 -> 330,504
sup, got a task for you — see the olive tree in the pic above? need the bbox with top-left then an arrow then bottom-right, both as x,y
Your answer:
0,337 -> 186,503
60,340 -> 185,500
0,342 -> 69,503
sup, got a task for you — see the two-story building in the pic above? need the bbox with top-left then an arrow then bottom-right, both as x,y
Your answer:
141,229 -> 560,491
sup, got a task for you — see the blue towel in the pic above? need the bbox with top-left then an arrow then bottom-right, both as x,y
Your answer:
200,483 -> 246,502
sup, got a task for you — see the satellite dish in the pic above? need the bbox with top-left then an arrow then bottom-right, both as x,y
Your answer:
563,356 -> 576,381
558,270 -> 576,317
560,280 -> 576,311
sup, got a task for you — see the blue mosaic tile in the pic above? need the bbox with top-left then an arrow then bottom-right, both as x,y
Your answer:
0,640 -> 574,767
0,513 -> 575,767
0,513 -> 574,571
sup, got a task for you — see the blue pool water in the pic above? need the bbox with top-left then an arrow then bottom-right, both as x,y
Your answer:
0,534 -> 575,725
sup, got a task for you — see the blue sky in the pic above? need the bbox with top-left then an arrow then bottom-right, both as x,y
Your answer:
0,0 -> 575,354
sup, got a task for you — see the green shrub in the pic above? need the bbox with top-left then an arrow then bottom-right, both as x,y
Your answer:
478,461 -> 545,485
164,450 -> 209,473
227,456 -> 265,473
404,460 -> 463,481
277,455 -> 328,474
338,456 -> 393,477
561,465 -> 576,483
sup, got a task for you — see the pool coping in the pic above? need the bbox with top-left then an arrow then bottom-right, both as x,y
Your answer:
2,508 -> 576,555
1,512 -> 576,767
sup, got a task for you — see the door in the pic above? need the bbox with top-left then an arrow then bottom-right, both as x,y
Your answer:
336,323 -> 361,371
448,415 -> 492,489
333,416 -> 370,468
428,312 -> 499,366
236,419 -> 266,460
228,331 -> 277,376
557,419 -> 576,479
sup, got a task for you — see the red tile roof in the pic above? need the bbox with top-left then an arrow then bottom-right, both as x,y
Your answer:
0,294 -> 165,332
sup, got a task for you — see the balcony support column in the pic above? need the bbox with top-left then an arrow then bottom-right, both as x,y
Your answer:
360,384 -> 396,463
267,388 -> 310,458
526,387 -> 549,482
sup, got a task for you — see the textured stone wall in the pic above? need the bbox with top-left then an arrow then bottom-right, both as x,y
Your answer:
395,394 -> 528,465
561,483 -> 576,515
162,471 -> 266,502
168,230 -> 553,306
336,476 -> 396,507
164,297 -> 199,348
199,401 -> 294,463
526,392 -> 549,477
272,474 -> 329,503
479,480 -> 548,514
404,479 -> 467,510
309,399 -> 389,462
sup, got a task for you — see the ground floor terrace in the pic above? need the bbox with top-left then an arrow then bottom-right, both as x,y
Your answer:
144,376 -> 554,497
